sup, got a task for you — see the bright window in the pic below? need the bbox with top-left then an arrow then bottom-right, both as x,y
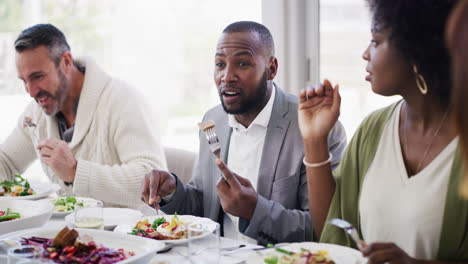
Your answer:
320,0 -> 400,138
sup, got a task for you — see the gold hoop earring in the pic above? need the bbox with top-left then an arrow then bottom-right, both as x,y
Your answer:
413,65 -> 428,95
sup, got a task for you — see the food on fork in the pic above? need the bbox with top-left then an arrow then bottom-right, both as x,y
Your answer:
20,226 -> 134,263
198,120 -> 216,132
198,120 -> 221,158
198,119 -> 216,131
0,174 -> 35,197
23,116 -> 37,128
129,214 -> 192,240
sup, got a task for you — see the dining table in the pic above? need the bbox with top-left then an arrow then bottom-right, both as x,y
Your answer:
39,197 -> 262,264
1,194 -> 367,264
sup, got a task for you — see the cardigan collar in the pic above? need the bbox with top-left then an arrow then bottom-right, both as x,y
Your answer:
44,57 -> 110,149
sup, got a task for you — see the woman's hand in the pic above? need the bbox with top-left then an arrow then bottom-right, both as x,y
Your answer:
298,79 -> 341,142
362,243 -> 420,264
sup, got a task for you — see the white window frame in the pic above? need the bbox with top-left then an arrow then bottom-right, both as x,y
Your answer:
262,0 -> 320,94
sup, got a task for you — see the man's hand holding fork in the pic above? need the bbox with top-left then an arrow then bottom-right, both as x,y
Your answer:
141,170 -> 177,211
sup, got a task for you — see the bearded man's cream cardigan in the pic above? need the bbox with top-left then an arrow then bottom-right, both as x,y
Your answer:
0,58 -> 167,213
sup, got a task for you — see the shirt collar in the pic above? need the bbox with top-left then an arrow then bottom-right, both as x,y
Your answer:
228,83 -> 276,131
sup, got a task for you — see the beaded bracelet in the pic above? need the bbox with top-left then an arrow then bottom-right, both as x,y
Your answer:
303,153 -> 333,168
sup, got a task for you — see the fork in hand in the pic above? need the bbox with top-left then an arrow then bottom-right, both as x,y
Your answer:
23,116 -> 40,144
328,218 -> 367,250
198,120 -> 221,159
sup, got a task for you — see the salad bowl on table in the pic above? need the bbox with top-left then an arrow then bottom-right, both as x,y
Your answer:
0,175 -> 60,200
0,199 -> 53,235
49,196 -> 100,217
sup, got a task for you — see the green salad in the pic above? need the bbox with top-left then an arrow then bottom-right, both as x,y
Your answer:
0,208 -> 21,222
0,174 -> 35,197
52,197 -> 84,212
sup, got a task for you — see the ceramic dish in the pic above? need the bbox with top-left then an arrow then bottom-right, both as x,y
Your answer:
0,182 -> 59,200
0,200 -> 53,235
247,242 -> 367,264
114,214 -> 218,244
0,227 -> 165,264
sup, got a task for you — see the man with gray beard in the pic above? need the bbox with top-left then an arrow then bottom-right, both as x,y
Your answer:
142,21 -> 347,244
0,24 -> 167,212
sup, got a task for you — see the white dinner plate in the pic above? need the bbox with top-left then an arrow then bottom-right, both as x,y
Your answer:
49,197 -> 99,217
247,242 -> 367,264
0,182 -> 59,200
65,207 -> 143,230
0,200 -> 53,235
114,215 -> 218,244
0,227 -> 165,264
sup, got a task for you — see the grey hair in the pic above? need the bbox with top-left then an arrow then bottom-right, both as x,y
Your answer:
14,24 -> 71,66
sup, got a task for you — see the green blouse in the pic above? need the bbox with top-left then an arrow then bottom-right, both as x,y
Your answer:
320,102 -> 468,261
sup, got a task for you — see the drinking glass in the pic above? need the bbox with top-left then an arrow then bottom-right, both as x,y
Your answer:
7,245 -> 45,264
187,222 -> 220,264
74,200 -> 103,230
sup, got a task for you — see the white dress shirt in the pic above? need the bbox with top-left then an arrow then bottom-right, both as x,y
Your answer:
223,86 -> 276,244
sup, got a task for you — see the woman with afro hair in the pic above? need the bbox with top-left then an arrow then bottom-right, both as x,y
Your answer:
298,0 -> 468,263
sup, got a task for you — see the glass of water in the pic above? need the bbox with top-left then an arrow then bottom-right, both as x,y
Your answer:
188,222 -> 220,264
74,200 -> 103,230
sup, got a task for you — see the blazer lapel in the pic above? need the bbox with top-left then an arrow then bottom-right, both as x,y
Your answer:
218,114 -> 232,164
256,86 -> 291,199
207,112 -> 232,220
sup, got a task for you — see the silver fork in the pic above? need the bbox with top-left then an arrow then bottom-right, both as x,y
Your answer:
205,127 -> 221,159
328,218 -> 367,250
198,120 -> 221,159
23,117 -> 40,143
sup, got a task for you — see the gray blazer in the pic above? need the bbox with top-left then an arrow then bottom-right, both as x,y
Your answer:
161,85 -> 347,244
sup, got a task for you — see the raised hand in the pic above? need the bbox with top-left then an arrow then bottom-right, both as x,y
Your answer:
298,79 -> 341,141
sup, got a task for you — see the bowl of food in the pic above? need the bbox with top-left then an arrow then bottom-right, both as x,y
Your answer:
0,200 -> 54,235
0,226 -> 165,263
248,242 -> 367,264
0,175 -> 59,200
0,174 -> 35,197
50,197 -> 100,217
114,214 -> 218,244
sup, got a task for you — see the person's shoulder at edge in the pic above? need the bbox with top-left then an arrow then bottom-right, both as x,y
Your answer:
98,76 -> 159,123
273,84 -> 300,114
104,77 -> 143,103
80,57 -> 144,108
346,100 -> 401,149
